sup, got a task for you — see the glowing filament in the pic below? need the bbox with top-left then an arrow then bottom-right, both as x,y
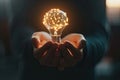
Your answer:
43,8 -> 68,36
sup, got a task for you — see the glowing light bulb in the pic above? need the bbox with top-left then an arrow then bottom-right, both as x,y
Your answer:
43,8 -> 69,42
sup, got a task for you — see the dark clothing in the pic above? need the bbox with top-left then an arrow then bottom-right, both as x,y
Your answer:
11,0 -> 109,80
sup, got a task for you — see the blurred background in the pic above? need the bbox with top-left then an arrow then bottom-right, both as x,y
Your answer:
0,0 -> 120,80
95,0 -> 120,80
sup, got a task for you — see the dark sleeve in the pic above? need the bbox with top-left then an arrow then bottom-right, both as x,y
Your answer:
11,23 -> 34,55
81,0 -> 109,66
82,23 -> 109,67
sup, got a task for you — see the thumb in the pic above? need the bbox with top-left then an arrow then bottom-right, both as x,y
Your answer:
32,38 -> 40,48
78,40 -> 86,49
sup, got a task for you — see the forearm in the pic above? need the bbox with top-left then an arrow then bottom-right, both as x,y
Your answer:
82,27 -> 109,66
86,35 -> 108,60
11,25 -> 34,54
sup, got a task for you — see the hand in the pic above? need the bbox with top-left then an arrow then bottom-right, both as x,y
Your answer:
61,33 -> 86,49
32,32 -> 60,67
32,31 -> 52,48
32,32 -> 86,69
58,34 -> 86,69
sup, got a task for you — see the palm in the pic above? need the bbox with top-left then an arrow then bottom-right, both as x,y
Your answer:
32,32 -> 86,69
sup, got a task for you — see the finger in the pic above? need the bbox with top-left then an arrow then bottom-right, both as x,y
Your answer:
39,31 -> 52,41
50,43 -> 60,67
63,41 -> 82,61
59,44 -> 76,68
32,32 -> 52,48
78,40 -> 86,49
32,31 -> 52,42
32,38 -> 39,48
40,43 -> 59,67
33,41 -> 53,59
58,44 -> 65,70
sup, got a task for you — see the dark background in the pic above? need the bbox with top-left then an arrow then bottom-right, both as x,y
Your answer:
0,0 -> 120,80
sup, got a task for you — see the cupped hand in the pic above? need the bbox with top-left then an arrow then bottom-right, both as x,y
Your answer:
58,34 -> 86,69
32,32 -> 60,67
32,32 -> 86,69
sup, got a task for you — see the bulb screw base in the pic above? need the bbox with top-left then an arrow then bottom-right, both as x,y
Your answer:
51,35 -> 61,43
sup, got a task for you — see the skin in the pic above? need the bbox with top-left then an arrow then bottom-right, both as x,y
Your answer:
32,31 -> 86,69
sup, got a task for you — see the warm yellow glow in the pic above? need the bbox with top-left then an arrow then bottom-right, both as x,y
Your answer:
106,0 -> 120,8
43,8 -> 68,36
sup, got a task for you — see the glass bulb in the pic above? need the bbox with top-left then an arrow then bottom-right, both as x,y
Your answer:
43,8 -> 69,42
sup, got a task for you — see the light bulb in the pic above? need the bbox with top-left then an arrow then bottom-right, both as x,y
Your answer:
43,8 -> 69,42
